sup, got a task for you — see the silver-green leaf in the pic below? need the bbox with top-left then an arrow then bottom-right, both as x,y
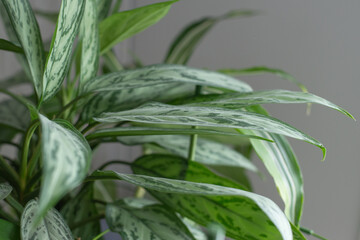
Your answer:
21,199 -> 72,240
0,182 -> 12,200
1,0 -> 45,97
42,0 -> 85,102
38,115 -> 92,220
83,64 -> 252,94
106,198 -> 195,240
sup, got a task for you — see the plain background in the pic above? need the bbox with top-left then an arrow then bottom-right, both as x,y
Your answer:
1,0 -> 360,239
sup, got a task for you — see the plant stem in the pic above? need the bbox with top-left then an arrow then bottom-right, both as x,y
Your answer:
300,227 -> 328,240
0,155 -> 19,186
57,92 -> 92,118
70,213 -> 105,230
104,51 -> 123,71
82,122 -> 101,135
135,186 -> 146,198
20,121 -> 40,194
187,85 -> 202,161
98,160 -> 132,170
5,195 -> 24,214
27,142 -> 41,178
92,229 -> 110,240
0,208 -> 18,225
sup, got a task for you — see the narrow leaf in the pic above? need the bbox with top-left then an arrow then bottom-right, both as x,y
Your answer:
21,199 -> 72,240
83,64 -> 252,94
79,0 -> 99,89
42,0 -> 85,102
117,135 -> 257,171
1,0 -> 45,97
38,115 -> 92,220
0,183 -> 12,200
88,171 -> 292,240
106,198 -> 195,240
0,38 -> 24,54
165,10 -> 256,64
0,219 -> 20,240
94,102 -> 325,153
99,0 -> 177,54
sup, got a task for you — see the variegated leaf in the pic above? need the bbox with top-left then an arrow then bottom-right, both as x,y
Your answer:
42,0 -> 85,102
83,64 -> 252,94
88,171 -> 292,240
61,185 -> 100,240
0,182 -> 12,200
1,0 -> 45,97
0,38 -> 24,54
94,102 -> 325,155
38,115 -> 91,220
0,219 -> 20,240
79,0 -> 99,89
21,199 -> 72,240
165,10 -> 256,64
0,98 -> 30,131
99,0 -> 176,54
179,89 -> 354,119
106,198 -> 195,240
117,135 -> 257,171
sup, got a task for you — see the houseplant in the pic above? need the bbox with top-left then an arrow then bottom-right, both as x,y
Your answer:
0,0 -> 354,239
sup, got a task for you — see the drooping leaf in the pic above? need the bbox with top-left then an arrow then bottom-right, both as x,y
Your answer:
218,66 -> 308,93
0,98 -> 31,131
0,182 -> 12,200
87,171 -> 292,240
165,10 -> 256,64
86,126 -> 270,141
106,198 -> 195,240
83,64 -> 252,94
0,219 -> 20,240
38,115 -> 92,220
21,199 -> 72,240
79,0 -> 99,89
42,0 -> 85,102
117,135 -> 257,171
99,0 -> 177,54
0,38 -> 24,54
0,71 -> 30,89
94,102 -> 325,154
1,0 -> 45,97
61,185 -> 100,240
177,89 -> 354,119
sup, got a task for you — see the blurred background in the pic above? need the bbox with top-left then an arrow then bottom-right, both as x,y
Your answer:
1,0 -> 360,239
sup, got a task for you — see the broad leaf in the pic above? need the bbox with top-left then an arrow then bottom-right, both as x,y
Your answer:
106,198 -> 195,240
178,90 -> 354,119
218,66 -> 308,93
165,10 -> 256,64
94,102 -> 325,154
88,171 -> 292,240
61,185 -> 100,240
21,199 -> 72,240
86,126 -> 270,141
0,38 -> 24,54
83,64 -> 252,94
117,136 -> 257,171
0,219 -> 20,240
42,0 -> 85,102
99,0 -> 176,54
0,98 -> 30,131
79,0 -> 99,89
38,115 -> 92,220
1,0 -> 45,97
0,182 -> 12,200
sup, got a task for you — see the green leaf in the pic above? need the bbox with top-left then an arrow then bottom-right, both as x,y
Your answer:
292,225 -> 307,240
165,10 -> 256,64
178,89 -> 354,120
0,71 -> 30,89
117,135 -> 257,171
0,38 -> 24,54
42,0 -> 85,102
86,126 -> 270,141
218,66 -> 308,93
94,102 -> 325,153
1,0 -> 45,97
106,198 -> 195,240
21,199 -> 72,240
79,0 -> 99,89
34,9 -> 58,23
88,170 -> 292,240
0,182 -> 12,200
96,0 -> 112,21
0,219 -> 20,240
83,64 -> 252,94
99,0 -> 177,54
0,98 -> 31,131
61,185 -> 100,240
37,115 -> 92,220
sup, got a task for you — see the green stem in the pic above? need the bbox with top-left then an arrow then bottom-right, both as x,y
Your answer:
134,186 -> 146,198
20,121 -> 40,195
82,122 -> 101,135
5,195 -> 24,214
70,213 -> 105,230
98,160 -> 132,170
104,51 -> 123,71
92,229 -> 110,240
57,92 -> 92,118
0,208 -> 18,226
27,142 -> 42,178
0,155 -> 19,186
300,227 -> 327,240
187,85 -> 202,161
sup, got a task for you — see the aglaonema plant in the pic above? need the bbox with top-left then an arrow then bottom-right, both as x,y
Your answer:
0,0 -> 354,239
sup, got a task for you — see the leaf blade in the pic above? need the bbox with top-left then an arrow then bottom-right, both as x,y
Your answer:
0,183 -> 12,200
